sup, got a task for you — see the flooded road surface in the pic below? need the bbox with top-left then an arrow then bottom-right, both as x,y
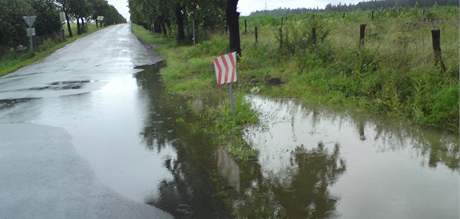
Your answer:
0,24 -> 458,218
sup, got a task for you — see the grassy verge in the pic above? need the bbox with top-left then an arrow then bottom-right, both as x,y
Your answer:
237,6 -> 459,132
0,24 -> 100,76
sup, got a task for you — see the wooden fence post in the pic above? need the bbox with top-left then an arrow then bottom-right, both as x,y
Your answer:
279,17 -> 284,49
279,27 -> 283,49
311,27 -> 317,46
254,26 -> 258,44
244,19 -> 247,34
359,24 -> 366,49
431,29 -> 446,72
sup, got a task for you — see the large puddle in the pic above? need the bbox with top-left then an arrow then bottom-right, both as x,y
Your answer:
134,66 -> 458,218
243,96 -> 458,219
1,64 -> 458,218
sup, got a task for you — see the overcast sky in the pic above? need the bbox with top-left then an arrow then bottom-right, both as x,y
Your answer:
107,0 -> 361,20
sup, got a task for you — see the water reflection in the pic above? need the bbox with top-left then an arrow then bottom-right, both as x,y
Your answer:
234,143 -> 346,219
135,67 -> 347,218
245,96 -> 459,219
136,67 -> 231,219
134,67 -> 458,218
272,143 -> 345,218
217,147 -> 241,192
246,96 -> 459,172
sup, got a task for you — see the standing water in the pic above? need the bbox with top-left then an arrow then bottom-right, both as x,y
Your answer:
242,95 -> 458,219
1,65 -> 457,218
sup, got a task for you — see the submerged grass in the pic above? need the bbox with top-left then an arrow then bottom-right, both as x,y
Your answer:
0,24 -> 100,76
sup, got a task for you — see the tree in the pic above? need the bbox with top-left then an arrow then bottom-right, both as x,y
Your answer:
56,0 -> 73,37
226,0 -> 240,55
68,0 -> 91,34
32,0 -> 61,37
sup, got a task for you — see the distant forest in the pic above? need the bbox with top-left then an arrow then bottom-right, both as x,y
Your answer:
250,0 -> 458,15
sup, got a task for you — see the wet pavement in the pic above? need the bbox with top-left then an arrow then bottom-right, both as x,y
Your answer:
0,24 -> 171,219
0,23 -> 458,219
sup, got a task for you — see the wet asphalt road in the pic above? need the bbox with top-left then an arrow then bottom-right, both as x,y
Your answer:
0,24 -> 172,219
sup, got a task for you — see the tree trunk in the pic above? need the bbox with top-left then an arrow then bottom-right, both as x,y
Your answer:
153,19 -> 161,33
161,22 -> 168,36
81,18 -> 85,33
175,4 -> 185,43
64,10 -> 72,37
76,18 -> 81,35
226,0 -> 241,56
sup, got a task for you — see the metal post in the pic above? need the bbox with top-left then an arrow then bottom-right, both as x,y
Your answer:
29,36 -> 33,53
228,84 -> 236,113
23,16 -> 36,53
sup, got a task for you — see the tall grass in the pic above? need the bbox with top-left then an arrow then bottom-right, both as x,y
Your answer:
239,6 -> 459,131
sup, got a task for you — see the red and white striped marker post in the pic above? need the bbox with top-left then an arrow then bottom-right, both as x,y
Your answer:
213,52 -> 238,112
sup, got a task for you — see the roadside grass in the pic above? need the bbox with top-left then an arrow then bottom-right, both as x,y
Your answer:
0,24 -> 100,76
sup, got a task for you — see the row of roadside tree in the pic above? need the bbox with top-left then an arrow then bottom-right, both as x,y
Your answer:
128,0 -> 242,54
0,0 -> 126,54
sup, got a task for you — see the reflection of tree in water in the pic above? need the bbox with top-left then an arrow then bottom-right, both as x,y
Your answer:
136,67 -> 231,218
370,120 -> 459,171
273,143 -> 346,219
257,96 -> 459,171
234,143 -> 346,219
136,66 -> 190,152
152,135 -> 231,219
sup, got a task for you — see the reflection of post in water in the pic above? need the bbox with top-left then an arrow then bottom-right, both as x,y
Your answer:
291,114 -> 297,142
358,120 -> 366,141
311,107 -> 319,130
217,147 -> 241,192
272,143 -> 346,218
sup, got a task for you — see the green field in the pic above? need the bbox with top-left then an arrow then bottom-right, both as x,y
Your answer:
0,24 -> 100,76
133,6 -> 459,133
